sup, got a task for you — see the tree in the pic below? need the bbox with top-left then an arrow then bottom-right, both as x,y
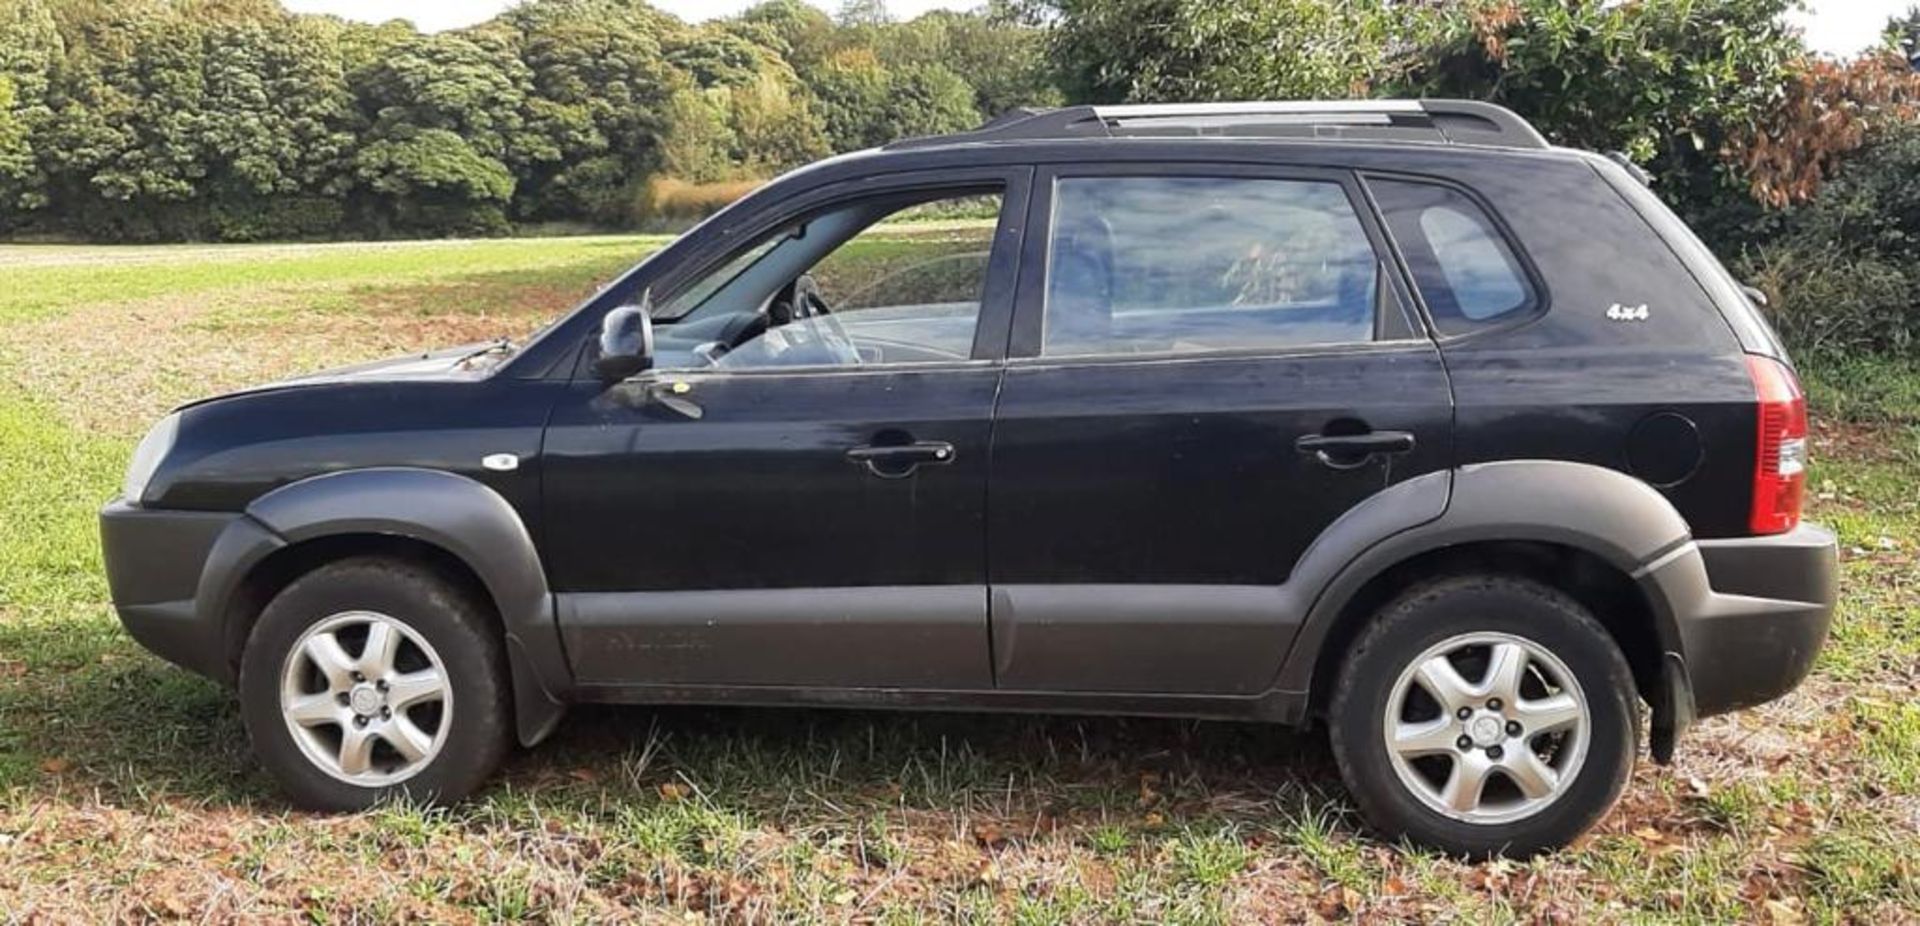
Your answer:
0,0 -> 59,222
197,12 -> 358,239
664,23 -> 829,173
1022,0 -> 1436,104
1887,6 -> 1920,70
876,6 -> 1061,116
500,0 -> 679,223
737,0 -> 838,74
1401,0 -> 1809,239
344,29 -> 536,232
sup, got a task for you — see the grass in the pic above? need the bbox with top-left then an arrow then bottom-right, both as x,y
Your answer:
0,236 -> 1917,921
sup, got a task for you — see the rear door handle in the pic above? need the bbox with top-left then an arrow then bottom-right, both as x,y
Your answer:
846,441 -> 955,479
1295,430 -> 1416,468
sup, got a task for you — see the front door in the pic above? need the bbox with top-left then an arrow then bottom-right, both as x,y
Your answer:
543,176 -> 1029,690
987,165 -> 1454,695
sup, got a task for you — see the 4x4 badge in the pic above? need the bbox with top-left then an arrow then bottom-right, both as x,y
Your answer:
1607,302 -> 1650,322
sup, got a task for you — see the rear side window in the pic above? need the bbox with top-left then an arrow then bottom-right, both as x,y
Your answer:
1370,178 -> 1536,335
1041,175 -> 1379,357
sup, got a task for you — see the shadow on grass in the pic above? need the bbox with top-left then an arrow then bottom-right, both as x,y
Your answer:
0,614 -> 1347,829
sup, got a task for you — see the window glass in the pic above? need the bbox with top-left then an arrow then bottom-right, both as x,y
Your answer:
650,191 -> 1002,370
1041,176 -> 1379,357
1370,179 -> 1534,333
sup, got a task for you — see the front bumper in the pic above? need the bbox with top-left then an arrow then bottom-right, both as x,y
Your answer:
100,499 -> 276,684
1638,522 -> 1838,750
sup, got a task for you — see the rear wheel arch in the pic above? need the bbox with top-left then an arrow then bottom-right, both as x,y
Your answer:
1280,461 -> 1696,740
1303,540 -> 1663,721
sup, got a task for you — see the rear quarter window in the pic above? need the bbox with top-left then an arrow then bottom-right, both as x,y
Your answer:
1369,178 -> 1536,335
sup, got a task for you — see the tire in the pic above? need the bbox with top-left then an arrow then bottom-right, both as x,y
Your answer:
1327,574 -> 1638,858
238,556 -> 512,810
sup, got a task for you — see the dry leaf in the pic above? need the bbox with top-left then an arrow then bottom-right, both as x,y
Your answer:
658,781 -> 690,802
1763,899 -> 1805,925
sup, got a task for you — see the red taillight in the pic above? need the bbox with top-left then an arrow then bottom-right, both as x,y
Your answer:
1746,354 -> 1807,535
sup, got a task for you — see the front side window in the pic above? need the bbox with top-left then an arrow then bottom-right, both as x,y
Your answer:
1041,176 -> 1380,357
1369,178 -> 1535,334
651,190 -> 1002,370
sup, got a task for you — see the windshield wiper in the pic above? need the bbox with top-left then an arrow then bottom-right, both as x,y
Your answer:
455,338 -> 516,367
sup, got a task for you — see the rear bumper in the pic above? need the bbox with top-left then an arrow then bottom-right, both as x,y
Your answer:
1639,522 -> 1837,743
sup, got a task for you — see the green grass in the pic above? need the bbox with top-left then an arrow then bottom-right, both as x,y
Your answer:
0,236 -> 661,325
0,238 -> 1917,920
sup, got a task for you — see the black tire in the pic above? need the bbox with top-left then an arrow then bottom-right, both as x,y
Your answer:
237,556 -> 512,810
1327,575 -> 1638,858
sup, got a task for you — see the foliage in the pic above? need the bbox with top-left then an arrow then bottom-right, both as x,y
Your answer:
1026,0 -> 1438,103
0,0 -> 1043,241
1401,0 -> 1808,236
1728,52 -> 1920,209
1737,124 -> 1920,358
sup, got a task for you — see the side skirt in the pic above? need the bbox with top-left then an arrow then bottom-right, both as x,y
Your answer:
567,682 -> 1312,726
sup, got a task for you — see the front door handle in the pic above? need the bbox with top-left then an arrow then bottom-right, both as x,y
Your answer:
1295,430 -> 1416,469
846,441 -> 956,479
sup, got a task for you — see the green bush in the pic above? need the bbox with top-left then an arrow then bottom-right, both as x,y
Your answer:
1735,124 -> 1920,358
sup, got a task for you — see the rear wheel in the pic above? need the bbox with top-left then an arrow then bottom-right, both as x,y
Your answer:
238,556 -> 511,810
1328,575 -> 1638,857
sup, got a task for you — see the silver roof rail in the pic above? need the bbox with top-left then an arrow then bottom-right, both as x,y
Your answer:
886,100 -> 1550,151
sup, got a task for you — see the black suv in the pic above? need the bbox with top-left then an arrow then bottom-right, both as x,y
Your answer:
101,101 -> 1837,857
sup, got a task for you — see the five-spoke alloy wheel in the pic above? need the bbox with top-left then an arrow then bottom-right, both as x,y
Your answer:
1329,575 -> 1638,857
240,556 -> 511,810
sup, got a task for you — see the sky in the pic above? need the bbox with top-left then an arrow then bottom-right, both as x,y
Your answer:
282,0 -> 1915,59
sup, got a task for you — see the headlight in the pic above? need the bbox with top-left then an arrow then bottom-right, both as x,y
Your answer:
122,412 -> 181,504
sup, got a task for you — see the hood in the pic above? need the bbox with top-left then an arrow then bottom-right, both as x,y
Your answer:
177,341 -> 503,410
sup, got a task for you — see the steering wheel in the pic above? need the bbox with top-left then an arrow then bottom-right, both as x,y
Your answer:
783,273 -> 861,364
790,273 -> 833,319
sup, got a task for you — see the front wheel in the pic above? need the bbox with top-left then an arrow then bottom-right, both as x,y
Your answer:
238,556 -> 512,810
1328,575 -> 1639,857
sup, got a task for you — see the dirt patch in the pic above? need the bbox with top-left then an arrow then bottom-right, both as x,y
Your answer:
0,282 -> 561,437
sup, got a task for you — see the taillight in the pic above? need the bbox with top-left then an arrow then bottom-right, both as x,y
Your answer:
1746,354 -> 1807,535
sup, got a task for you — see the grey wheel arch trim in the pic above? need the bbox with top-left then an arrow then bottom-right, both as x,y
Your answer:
197,467 -> 569,746
1274,460 -> 1693,737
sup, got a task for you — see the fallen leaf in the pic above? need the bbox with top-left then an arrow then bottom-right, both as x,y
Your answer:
658,781 -> 690,802
1763,899 -> 1805,925
972,858 -> 1001,888
39,758 -> 70,775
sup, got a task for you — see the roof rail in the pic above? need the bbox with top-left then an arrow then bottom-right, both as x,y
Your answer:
885,100 -> 1549,151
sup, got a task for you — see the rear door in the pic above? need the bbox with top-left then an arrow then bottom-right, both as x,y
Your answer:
987,163 -> 1454,695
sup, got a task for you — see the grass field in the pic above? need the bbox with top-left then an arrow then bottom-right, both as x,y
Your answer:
1,237 -> 1917,923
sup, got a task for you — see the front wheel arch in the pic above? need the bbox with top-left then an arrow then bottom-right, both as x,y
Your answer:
208,467 -> 570,746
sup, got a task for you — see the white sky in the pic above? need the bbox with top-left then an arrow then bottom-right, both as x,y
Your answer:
283,0 -> 1913,59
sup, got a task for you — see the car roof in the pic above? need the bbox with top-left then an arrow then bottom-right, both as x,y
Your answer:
885,100 -> 1552,153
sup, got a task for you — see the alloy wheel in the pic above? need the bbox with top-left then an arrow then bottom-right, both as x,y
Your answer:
1383,631 -> 1590,825
278,611 -> 451,787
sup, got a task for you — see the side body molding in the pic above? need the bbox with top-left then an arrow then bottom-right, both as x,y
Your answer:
234,467 -> 570,745
1272,460 -> 1694,701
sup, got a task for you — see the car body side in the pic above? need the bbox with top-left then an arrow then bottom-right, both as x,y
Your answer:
99,137 -> 1837,757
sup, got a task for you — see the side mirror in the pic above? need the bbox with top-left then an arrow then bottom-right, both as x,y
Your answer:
594,298 -> 654,381
1741,284 -> 1770,309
